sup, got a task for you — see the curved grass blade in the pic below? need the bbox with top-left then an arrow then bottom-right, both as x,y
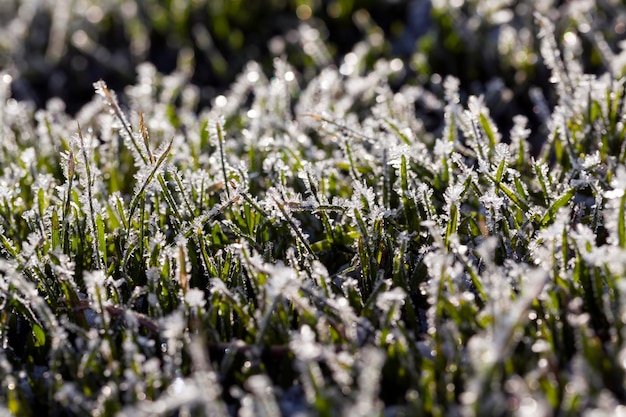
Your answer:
127,137 -> 174,226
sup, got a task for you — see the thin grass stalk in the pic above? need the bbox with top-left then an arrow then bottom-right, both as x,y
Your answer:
215,122 -> 231,197
77,124 -> 103,270
62,149 -> 75,252
127,136 -> 174,231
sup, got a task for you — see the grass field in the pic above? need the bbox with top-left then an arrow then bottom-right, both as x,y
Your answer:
2,1 -> 626,416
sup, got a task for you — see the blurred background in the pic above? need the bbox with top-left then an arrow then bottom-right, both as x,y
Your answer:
1,0 -> 625,143
1,0 -> 411,113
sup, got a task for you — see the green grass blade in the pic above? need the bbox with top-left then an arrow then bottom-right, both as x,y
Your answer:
128,137 -> 174,225
540,188 -> 575,227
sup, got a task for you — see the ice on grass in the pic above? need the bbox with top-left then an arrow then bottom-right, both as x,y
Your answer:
5,5 -> 626,415
480,189 -> 505,229
444,183 -> 465,209
184,288 -> 206,309
290,325 -> 321,362
375,286 -> 406,317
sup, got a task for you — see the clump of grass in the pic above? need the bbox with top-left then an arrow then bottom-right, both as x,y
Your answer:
2,7 -> 626,417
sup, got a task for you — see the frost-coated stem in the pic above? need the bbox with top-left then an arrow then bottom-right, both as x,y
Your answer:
77,124 -> 102,270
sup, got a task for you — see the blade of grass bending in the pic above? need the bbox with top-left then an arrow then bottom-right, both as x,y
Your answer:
95,80 -> 148,165
181,191 -> 242,240
127,137 -> 174,228
486,172 -> 530,212
97,82 -> 181,227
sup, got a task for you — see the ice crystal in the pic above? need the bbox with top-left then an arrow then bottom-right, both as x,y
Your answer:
290,325 -> 321,362
184,288 -> 206,309
480,189 -> 505,230
444,183 -> 465,208
375,286 -> 406,322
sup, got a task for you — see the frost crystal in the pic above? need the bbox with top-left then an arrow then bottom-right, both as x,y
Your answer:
375,286 -> 406,322
290,325 -> 321,361
444,184 -> 465,208
480,189 -> 505,229
185,288 -> 206,309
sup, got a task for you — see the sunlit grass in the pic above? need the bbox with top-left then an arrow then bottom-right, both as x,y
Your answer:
2,3 -> 626,417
